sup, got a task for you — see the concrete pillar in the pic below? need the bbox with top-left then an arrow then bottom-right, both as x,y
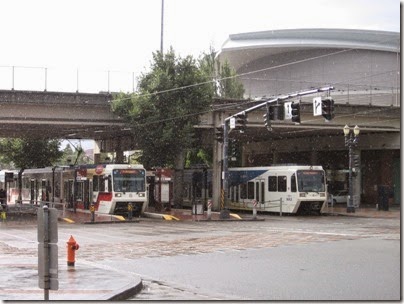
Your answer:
310,150 -> 318,165
114,138 -> 124,163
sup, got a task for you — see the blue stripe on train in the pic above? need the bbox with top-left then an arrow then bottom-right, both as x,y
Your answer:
228,170 -> 267,185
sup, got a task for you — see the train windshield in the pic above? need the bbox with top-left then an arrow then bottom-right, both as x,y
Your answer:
112,169 -> 145,192
296,170 -> 325,192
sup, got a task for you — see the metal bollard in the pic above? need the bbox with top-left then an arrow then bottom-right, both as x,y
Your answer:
1,205 -> 6,222
90,203 -> 95,222
252,200 -> 257,220
207,200 -> 212,220
128,202 -> 133,221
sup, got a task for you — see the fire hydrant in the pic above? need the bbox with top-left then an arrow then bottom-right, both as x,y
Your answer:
66,235 -> 79,267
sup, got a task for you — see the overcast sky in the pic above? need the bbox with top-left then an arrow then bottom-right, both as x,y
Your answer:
0,0 -> 400,92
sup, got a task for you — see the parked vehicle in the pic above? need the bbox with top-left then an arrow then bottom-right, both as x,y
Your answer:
329,190 -> 348,205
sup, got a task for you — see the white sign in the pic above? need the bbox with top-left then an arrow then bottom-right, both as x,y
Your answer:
229,117 -> 236,129
284,101 -> 292,119
313,97 -> 322,116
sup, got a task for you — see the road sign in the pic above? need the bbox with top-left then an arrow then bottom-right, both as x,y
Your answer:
313,97 -> 322,116
284,101 -> 292,119
37,206 -> 59,296
37,207 -> 58,243
38,243 -> 59,290
229,117 -> 236,129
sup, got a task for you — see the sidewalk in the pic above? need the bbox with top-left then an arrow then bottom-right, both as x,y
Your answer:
0,257 -> 142,301
326,204 -> 401,219
143,205 -> 401,221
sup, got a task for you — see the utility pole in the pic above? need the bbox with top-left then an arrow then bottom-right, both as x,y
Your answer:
160,0 -> 164,53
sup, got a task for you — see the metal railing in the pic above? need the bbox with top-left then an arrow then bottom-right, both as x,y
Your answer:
0,65 -> 137,93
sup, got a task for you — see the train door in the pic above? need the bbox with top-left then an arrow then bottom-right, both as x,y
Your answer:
64,179 -> 74,208
255,180 -> 265,204
30,179 -> 35,204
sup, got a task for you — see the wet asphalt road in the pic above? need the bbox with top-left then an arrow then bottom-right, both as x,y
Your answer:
0,213 -> 400,300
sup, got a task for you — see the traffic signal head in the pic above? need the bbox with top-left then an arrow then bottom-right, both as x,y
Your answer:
353,154 -> 360,169
214,127 -> 224,142
235,113 -> 247,133
290,101 -> 301,124
321,97 -> 335,121
263,106 -> 272,131
268,104 -> 285,121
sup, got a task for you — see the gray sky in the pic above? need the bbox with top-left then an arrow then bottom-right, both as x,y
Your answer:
0,0 -> 400,93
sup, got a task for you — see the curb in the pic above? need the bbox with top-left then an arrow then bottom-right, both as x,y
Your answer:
107,280 -> 144,301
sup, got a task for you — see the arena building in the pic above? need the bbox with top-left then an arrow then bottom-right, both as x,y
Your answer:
212,28 -> 400,208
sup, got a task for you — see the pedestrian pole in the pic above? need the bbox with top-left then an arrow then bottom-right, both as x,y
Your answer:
128,202 -> 133,221
252,200 -> 257,220
90,203 -> 95,223
207,200 -> 212,220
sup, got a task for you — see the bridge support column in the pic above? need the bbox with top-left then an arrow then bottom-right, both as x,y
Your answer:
114,138 -> 124,163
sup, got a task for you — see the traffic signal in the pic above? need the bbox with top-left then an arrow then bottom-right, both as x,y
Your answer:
268,104 -> 285,121
290,101 -> 301,124
214,127 -> 224,142
321,97 -> 335,121
353,154 -> 360,169
263,105 -> 272,131
229,138 -> 237,161
235,113 -> 247,133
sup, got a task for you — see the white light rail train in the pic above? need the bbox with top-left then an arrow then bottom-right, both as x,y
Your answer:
182,165 -> 328,215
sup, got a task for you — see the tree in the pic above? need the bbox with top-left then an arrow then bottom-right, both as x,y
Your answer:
199,47 -> 245,99
184,48 -> 245,167
0,138 -> 63,201
112,48 -> 214,169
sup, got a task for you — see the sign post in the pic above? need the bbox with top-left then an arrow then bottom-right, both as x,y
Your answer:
38,205 -> 59,300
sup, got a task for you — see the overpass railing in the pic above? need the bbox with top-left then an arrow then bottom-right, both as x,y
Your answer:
0,65 -> 137,94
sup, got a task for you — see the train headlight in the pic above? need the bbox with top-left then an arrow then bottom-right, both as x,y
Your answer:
299,193 -> 306,197
320,193 -> 325,197
138,193 -> 145,197
115,193 -> 122,197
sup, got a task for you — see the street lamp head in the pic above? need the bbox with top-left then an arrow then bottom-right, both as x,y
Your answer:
343,125 -> 350,136
354,125 -> 360,136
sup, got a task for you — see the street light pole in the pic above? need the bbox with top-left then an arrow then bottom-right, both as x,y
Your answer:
343,125 -> 360,213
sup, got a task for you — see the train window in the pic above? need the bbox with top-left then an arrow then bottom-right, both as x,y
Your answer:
240,183 -> 247,199
268,176 -> 277,192
255,182 -> 259,200
291,174 -> 297,192
235,186 -> 239,202
247,182 -> 255,199
278,176 -> 287,192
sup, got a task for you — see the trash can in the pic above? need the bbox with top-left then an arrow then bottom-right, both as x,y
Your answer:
192,200 -> 204,215
378,185 -> 389,211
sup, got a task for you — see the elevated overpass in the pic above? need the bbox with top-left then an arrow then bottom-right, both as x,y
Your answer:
0,89 -> 128,140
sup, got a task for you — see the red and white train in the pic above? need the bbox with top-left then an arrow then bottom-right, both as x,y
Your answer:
0,164 -> 148,215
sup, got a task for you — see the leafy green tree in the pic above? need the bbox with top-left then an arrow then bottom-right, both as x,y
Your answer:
199,47 -> 245,99
0,138 -> 63,201
112,48 -> 214,169
58,143 -> 92,166
185,48 -> 245,167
